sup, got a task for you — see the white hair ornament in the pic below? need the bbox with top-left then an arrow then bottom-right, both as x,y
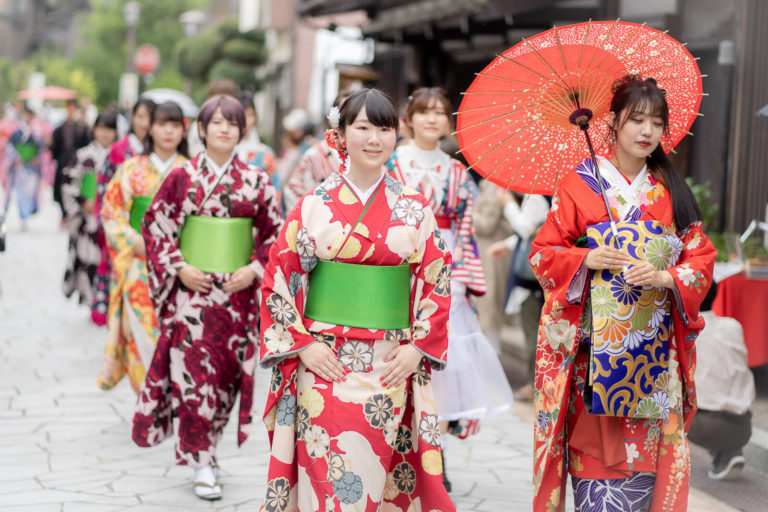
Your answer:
326,106 -> 340,129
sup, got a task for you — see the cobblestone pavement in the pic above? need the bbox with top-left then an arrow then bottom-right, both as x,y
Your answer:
0,193 -> 738,511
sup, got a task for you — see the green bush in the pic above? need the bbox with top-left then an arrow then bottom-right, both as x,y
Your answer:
222,38 -> 266,65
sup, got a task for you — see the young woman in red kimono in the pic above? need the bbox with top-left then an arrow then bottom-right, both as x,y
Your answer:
132,95 -> 283,501
530,77 -> 716,511
259,89 -> 455,511
388,87 -> 513,492
91,98 -> 155,326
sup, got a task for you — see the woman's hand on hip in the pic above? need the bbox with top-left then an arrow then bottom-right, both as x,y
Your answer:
381,344 -> 423,388
585,245 -> 630,270
625,263 -> 673,288
223,266 -> 257,293
178,264 -> 212,293
298,342 -> 346,383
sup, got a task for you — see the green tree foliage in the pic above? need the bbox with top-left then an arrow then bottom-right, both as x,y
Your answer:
0,47 -> 97,105
72,0 -> 205,107
177,17 -> 266,99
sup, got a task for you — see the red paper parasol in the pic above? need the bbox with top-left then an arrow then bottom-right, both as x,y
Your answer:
17,86 -> 77,101
456,20 -> 704,195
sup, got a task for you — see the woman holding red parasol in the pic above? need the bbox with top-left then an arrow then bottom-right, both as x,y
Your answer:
457,21 -> 716,511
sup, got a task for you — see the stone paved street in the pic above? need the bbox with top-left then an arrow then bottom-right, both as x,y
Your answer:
0,194 -> 739,511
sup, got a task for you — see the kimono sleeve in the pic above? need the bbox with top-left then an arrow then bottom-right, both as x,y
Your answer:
666,222 -> 716,329
408,207 -> 453,370
142,167 -> 189,308
450,168 -> 487,296
530,183 -> 591,305
102,161 -> 141,261
247,173 -> 284,282
259,201 -> 316,368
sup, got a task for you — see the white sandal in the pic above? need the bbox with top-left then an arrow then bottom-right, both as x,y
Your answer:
193,466 -> 222,501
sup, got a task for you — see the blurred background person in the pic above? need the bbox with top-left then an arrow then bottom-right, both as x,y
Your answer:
51,98 -> 90,227
3,105 -> 45,231
688,281 -> 755,480
61,108 -> 118,307
91,97 -> 155,327
486,191 -> 550,401
283,90 -> 351,212
235,91 -> 276,177
472,178 -> 514,352
274,107 -> 313,207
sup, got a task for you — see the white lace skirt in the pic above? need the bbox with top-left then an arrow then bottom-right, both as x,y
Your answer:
430,295 -> 514,422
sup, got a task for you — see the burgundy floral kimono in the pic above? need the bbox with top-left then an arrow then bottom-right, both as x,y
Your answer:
132,155 -> 283,467
530,158 -> 716,511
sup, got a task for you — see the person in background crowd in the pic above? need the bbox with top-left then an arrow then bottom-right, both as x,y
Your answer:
687,281 -> 755,480
51,98 -> 90,226
274,108 -> 313,193
235,91 -> 276,177
3,105 -> 45,230
61,109 -> 118,307
283,90 -> 351,213
98,102 -> 189,394
530,76 -> 716,511
471,179 -> 514,352
81,97 -> 99,129
133,95 -> 282,501
388,86 -> 514,492
259,88 -> 455,511
486,191 -> 550,401
91,97 -> 155,326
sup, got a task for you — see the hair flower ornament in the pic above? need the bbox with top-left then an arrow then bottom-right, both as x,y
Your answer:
326,106 -> 341,129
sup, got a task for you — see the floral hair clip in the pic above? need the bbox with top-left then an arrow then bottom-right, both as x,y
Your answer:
326,106 -> 340,129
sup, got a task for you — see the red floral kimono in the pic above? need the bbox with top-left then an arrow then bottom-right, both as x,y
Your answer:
132,155 -> 283,467
530,158 -> 716,511
260,171 -> 455,511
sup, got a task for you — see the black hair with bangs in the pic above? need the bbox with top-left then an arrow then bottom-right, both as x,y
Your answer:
609,76 -> 701,230
143,101 -> 189,158
338,89 -> 399,135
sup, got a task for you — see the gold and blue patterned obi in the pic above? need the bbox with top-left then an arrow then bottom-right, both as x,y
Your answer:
583,220 -> 683,419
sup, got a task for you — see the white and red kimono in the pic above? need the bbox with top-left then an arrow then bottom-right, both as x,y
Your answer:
260,171 -> 455,511
132,154 -> 283,467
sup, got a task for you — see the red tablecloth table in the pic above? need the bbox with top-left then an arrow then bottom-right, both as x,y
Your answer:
712,273 -> 768,367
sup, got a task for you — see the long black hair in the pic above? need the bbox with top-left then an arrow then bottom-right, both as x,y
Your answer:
610,76 -> 702,230
143,101 -> 189,158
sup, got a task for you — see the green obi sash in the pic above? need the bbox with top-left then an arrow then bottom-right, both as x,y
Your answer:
14,142 -> 39,164
129,195 -> 152,233
80,172 -> 97,200
179,216 -> 254,273
305,260 -> 411,329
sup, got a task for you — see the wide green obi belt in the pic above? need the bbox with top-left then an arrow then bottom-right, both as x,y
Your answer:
583,220 -> 683,419
129,196 -> 152,233
80,172 -> 97,200
304,260 -> 411,330
14,142 -> 39,164
179,216 -> 253,273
